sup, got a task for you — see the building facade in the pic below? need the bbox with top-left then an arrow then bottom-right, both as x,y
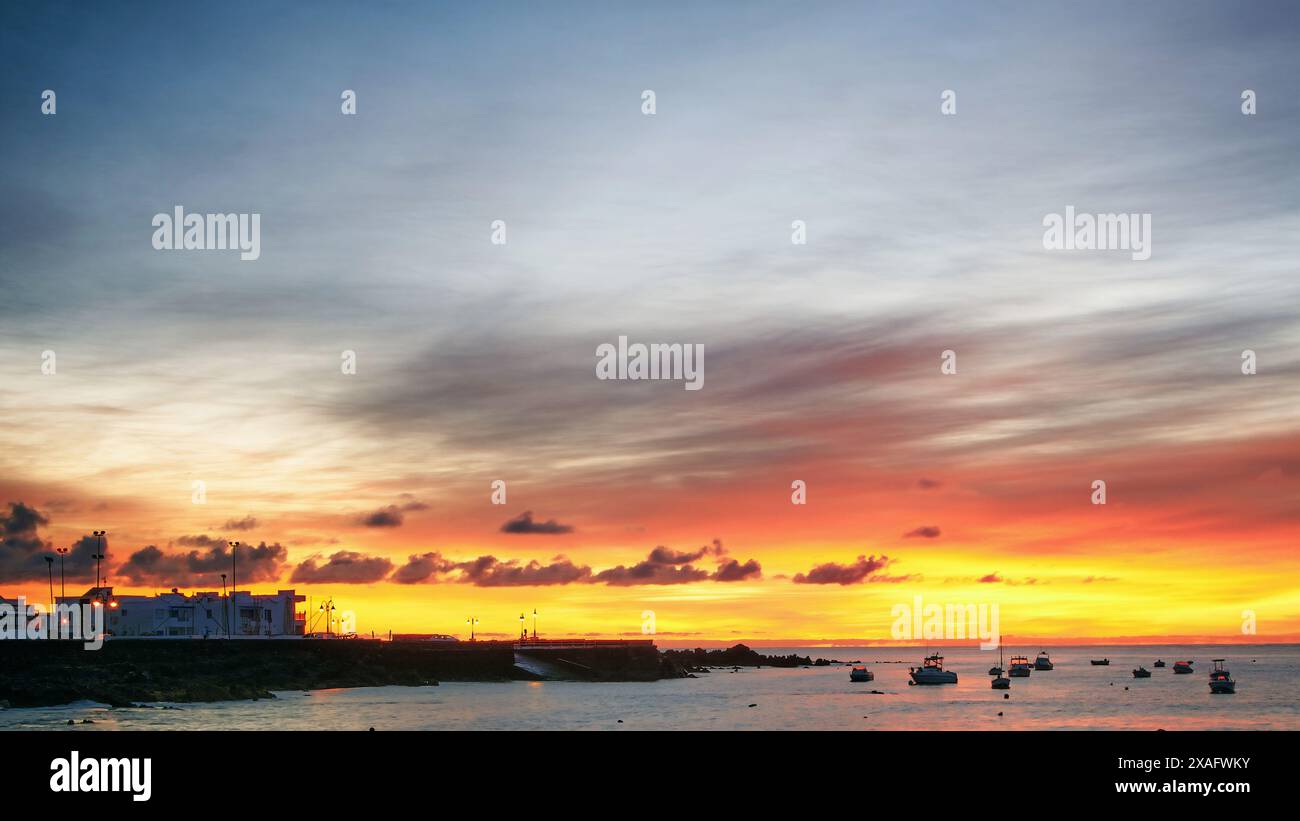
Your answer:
56,587 -> 306,637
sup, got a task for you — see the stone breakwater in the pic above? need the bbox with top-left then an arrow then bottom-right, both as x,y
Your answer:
0,639 -> 678,708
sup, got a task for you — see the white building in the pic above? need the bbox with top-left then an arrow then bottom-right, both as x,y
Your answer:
57,587 -> 306,638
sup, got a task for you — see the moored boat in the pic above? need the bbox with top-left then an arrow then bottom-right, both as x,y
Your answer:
849,665 -> 874,682
1208,659 -> 1235,694
909,653 -> 958,685
1090,658 -> 1109,665
991,645 -> 1010,689
1153,659 -> 1166,667
1008,655 -> 1032,677
1173,660 -> 1195,674
1034,650 -> 1054,670
1132,666 -> 1151,678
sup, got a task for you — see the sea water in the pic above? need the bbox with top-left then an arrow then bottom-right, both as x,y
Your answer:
3,644 -> 1296,731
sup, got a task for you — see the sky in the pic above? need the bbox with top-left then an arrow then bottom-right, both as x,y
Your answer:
2,0 -> 1298,644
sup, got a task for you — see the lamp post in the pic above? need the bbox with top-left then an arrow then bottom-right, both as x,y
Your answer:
228,542 -> 240,635
92,530 -> 107,590
519,612 -> 526,641
55,546 -> 68,599
533,608 -> 538,640
45,555 -> 54,616
221,573 -> 229,638
466,616 -> 479,641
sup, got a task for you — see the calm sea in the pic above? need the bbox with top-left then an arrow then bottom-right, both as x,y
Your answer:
4,644 -> 1296,730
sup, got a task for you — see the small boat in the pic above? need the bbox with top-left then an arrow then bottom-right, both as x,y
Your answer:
1034,650 -> 1054,670
1173,660 -> 1194,674
1153,659 -> 1166,668
909,653 -> 958,685
849,665 -> 874,682
991,645 -> 1010,689
988,666 -> 1003,676
1008,654 -> 1033,677
1090,658 -> 1109,666
1208,659 -> 1235,694
1132,667 -> 1151,678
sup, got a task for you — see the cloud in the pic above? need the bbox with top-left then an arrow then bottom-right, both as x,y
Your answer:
117,540 -> 288,587
456,555 -> 591,586
0,502 -> 98,584
500,511 -> 574,535
291,551 -> 394,584
978,573 -> 1003,583
712,558 -> 762,582
221,515 -> 258,531
793,554 -> 894,585
904,526 -> 941,539
917,479 -> 942,489
592,540 -> 746,586
357,500 -> 430,528
392,552 -> 457,584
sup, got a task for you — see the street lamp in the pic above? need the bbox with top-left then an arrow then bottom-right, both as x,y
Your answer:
55,547 -> 68,599
466,616 -> 479,641
533,608 -> 538,640
44,555 -> 54,611
228,542 -> 240,635
221,573 -> 229,638
519,612 -> 526,641
92,530 -> 107,590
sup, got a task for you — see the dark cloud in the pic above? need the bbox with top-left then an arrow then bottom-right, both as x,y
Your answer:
904,526 -> 941,539
593,540 -> 741,586
116,540 -> 287,587
456,555 -> 591,587
359,506 -> 405,528
221,515 -> 258,531
0,502 -> 98,584
712,558 -> 762,582
358,500 -> 429,528
978,573 -> 1003,583
500,511 -> 574,535
291,551 -> 394,584
392,552 -> 457,584
793,554 -> 894,585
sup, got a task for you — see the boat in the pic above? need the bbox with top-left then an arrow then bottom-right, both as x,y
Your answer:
991,645 -> 1010,689
1208,659 -> 1235,694
1153,659 -> 1166,667
1034,650 -> 1054,670
1132,666 -> 1151,678
1173,660 -> 1195,674
1090,658 -> 1109,666
849,665 -> 874,682
909,653 -> 958,685
988,665 -> 1003,676
1008,654 -> 1033,677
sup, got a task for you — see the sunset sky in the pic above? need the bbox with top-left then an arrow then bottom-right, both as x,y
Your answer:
2,1 -> 1298,644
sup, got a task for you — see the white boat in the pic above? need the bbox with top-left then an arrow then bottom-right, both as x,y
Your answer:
1208,659 -> 1235,694
849,665 -> 874,682
1034,650 -> 1054,670
909,653 -> 958,685
1008,654 -> 1032,677
991,646 -> 1010,689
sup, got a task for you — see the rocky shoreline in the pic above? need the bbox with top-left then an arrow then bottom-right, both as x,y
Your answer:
0,640 -> 815,708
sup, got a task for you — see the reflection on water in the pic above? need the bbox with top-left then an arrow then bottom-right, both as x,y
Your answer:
3,645 -> 1296,731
